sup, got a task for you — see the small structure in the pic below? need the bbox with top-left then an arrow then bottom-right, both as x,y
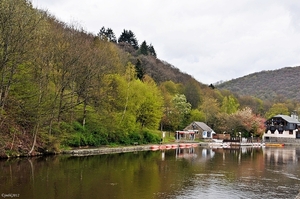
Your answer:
175,130 -> 198,141
213,133 -> 231,140
263,114 -> 300,142
183,122 -> 215,139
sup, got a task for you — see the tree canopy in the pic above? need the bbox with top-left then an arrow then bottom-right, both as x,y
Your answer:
118,29 -> 139,50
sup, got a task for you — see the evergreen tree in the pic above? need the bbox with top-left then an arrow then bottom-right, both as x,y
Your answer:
118,29 -> 139,50
148,44 -> 157,57
135,59 -> 145,80
106,28 -> 117,42
97,26 -> 117,42
139,41 -> 148,55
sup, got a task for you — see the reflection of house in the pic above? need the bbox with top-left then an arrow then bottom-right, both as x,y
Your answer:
263,114 -> 300,142
184,122 -> 215,139
264,148 -> 297,164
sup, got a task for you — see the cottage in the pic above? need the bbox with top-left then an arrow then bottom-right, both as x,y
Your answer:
183,122 -> 215,139
263,114 -> 300,142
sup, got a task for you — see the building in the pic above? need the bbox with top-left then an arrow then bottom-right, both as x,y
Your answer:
263,114 -> 300,142
183,122 -> 215,139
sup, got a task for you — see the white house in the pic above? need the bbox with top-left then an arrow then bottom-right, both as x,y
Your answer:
183,122 -> 215,139
263,114 -> 300,142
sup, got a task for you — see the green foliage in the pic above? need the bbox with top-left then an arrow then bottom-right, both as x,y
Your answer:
135,59 -> 145,80
183,79 -> 202,109
118,29 -> 139,50
187,109 -> 205,123
167,94 -> 192,130
200,96 -> 220,124
221,95 -> 239,114
139,41 -> 148,55
138,41 -> 157,57
97,26 -> 117,42
61,121 -> 108,147
265,103 -> 289,119
147,44 -> 157,57
134,76 -> 163,129
142,129 -> 161,144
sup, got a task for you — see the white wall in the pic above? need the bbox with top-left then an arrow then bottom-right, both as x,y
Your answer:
263,130 -> 296,139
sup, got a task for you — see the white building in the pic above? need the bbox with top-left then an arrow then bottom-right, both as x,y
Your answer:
263,114 -> 300,142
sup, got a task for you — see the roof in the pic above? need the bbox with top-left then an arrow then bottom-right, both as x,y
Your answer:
193,122 -> 213,132
270,115 -> 300,124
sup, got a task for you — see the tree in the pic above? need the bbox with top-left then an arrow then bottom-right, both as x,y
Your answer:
0,0 -> 42,119
200,96 -> 220,129
187,109 -> 205,124
148,44 -> 157,57
48,24 -> 86,131
215,107 -> 265,138
135,59 -> 145,80
139,41 -> 148,55
183,79 -> 201,109
135,75 -> 163,129
168,94 -> 192,130
238,95 -> 264,115
97,26 -> 117,42
118,29 -> 139,50
221,95 -> 239,114
0,0 -> 49,154
265,103 -> 289,119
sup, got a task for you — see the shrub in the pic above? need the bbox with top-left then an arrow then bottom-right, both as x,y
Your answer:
142,129 -> 160,144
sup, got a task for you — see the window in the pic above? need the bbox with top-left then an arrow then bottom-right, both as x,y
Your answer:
289,130 -> 293,135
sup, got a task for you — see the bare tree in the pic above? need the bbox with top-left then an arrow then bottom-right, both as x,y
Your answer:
0,0 -> 42,120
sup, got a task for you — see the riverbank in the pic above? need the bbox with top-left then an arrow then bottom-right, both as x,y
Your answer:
62,145 -> 152,156
58,141 -> 300,156
62,142 -> 206,156
3,140 -> 300,158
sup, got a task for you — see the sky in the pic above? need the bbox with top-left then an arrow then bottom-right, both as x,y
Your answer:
31,0 -> 300,85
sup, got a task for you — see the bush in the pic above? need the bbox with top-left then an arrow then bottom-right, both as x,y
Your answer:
142,129 -> 160,144
129,132 -> 142,144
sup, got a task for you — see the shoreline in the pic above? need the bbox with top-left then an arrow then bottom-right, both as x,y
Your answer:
62,142 -> 206,156
2,141 -> 300,159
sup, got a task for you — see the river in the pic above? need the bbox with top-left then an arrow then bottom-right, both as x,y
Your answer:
1,146 -> 300,199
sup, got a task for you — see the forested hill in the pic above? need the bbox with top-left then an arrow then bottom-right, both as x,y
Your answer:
216,66 -> 300,101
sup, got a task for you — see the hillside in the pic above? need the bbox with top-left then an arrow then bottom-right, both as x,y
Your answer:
216,66 -> 300,102
0,0 -> 215,157
118,42 -> 205,87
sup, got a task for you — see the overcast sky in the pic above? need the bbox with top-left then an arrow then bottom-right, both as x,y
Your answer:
31,0 -> 300,85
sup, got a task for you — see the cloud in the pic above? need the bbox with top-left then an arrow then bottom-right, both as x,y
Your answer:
32,0 -> 300,84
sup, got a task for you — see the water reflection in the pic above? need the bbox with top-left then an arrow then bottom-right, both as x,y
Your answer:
264,147 -> 298,164
1,146 -> 300,199
174,146 -> 300,199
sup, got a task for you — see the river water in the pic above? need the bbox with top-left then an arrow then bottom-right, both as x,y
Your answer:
1,146 -> 300,199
